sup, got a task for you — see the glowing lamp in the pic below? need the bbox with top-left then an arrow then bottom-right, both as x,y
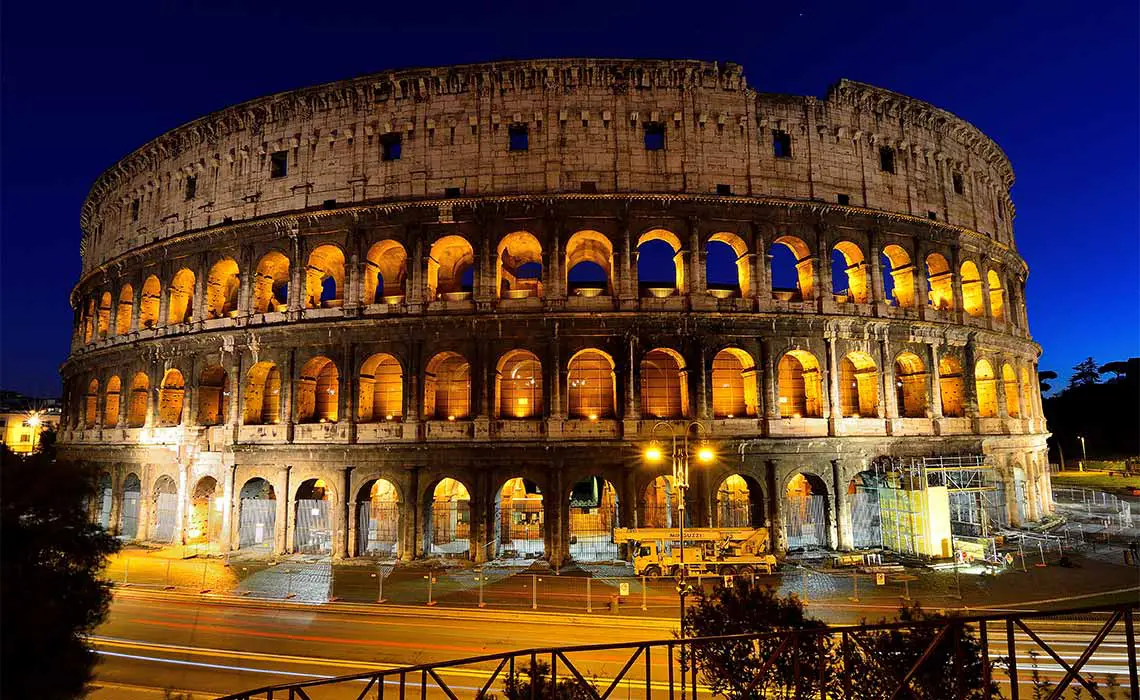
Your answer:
385,414 -> 394,421
27,413 -> 41,428
447,415 -> 456,422
588,413 -> 598,421
697,444 -> 715,464
644,443 -> 663,463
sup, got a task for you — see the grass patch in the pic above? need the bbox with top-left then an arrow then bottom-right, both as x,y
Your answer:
1052,470 -> 1140,491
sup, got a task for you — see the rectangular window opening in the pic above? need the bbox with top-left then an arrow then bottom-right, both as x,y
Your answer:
644,122 -> 665,151
184,175 -> 197,201
508,124 -> 529,151
772,130 -> 792,158
444,187 -> 462,198
952,172 -> 964,195
927,211 -> 938,221
270,151 -> 288,178
130,199 -> 140,222
381,133 -> 402,161
716,184 -> 732,196
879,146 -> 896,174
837,193 -> 850,206
580,181 -> 598,194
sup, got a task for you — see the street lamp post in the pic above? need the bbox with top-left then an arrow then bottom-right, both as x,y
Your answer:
1078,435 -> 1087,471
644,420 -> 714,700
26,412 -> 42,454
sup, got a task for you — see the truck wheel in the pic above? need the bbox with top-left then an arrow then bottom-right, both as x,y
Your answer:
644,565 -> 661,577
719,565 -> 737,577
737,565 -> 754,577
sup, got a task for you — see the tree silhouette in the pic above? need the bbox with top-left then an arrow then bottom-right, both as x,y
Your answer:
1069,357 -> 1100,388
1038,369 -> 1058,394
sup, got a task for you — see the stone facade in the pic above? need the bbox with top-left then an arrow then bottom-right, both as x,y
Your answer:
61,59 -> 1049,565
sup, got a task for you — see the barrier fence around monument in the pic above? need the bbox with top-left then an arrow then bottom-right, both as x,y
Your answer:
214,603 -> 1137,700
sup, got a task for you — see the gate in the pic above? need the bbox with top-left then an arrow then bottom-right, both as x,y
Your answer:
295,499 -> 331,554
430,501 -> 470,557
785,494 -> 827,548
851,487 -> 882,548
152,491 -> 180,543
239,498 -> 276,551
120,488 -> 140,539
357,501 -> 399,556
98,485 -> 113,529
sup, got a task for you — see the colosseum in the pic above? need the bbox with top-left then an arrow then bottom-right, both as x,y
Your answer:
60,58 -> 1051,566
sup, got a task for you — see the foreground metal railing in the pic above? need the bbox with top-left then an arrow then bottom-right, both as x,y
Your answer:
219,603 -> 1137,700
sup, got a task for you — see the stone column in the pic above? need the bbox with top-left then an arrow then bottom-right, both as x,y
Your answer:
928,342 -> 944,419
694,343 -> 709,420
832,459 -> 853,550
879,337 -> 895,420
278,467 -> 291,555
868,230 -> 884,309
687,218 -> 704,299
995,358 -> 1010,420
963,338 -> 980,420
287,234 -> 304,316
619,225 -> 637,308
949,245 -> 965,324
337,466 -> 353,559
549,341 -> 564,419
222,464 -> 236,552
624,335 -> 641,421
980,263 -> 994,330
767,459 -> 786,553
283,349 -> 296,442
825,336 -> 841,426
237,245 -> 255,316
761,339 -> 778,420
193,256 -> 208,323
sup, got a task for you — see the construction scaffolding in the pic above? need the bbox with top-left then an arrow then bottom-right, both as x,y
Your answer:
868,455 -> 1003,559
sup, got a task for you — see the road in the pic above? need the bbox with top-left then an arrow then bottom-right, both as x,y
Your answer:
90,588 -> 1137,699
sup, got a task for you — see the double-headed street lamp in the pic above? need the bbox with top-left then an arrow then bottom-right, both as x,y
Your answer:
644,420 -> 714,697
26,411 -> 42,454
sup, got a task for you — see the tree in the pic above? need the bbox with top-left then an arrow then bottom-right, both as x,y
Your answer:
682,582 -> 827,699
1099,360 -> 1130,382
1038,369 -> 1058,394
482,660 -> 597,700
1069,357 -> 1101,388
1,442 -> 120,699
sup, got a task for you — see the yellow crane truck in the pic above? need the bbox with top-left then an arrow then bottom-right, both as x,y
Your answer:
613,527 -> 778,577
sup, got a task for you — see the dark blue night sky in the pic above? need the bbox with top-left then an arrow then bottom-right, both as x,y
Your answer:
2,1 -> 1137,397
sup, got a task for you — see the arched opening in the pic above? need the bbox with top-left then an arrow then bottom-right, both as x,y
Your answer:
96,473 -> 113,529
242,362 -> 281,425
206,258 -> 241,319
975,359 -> 997,418
115,285 -> 134,335
637,229 -> 684,297
939,356 -> 966,417
496,350 -> 543,419
151,475 -> 179,543
305,245 -> 346,309
356,479 -> 400,557
777,350 -> 823,418
82,299 -> 95,343
294,478 -> 332,555
85,378 -> 99,428
642,475 -> 690,528
568,476 -> 620,561
839,352 -> 878,418
295,356 -> 339,423
197,365 -> 228,426
925,254 -> 953,311
105,376 -> 121,427
785,472 -> 829,549
706,232 -> 749,298
427,235 -> 475,301
831,241 -> 868,303
770,236 -> 814,301
495,477 -> 544,559
987,270 -> 1005,321
1012,467 -> 1028,524
188,476 -> 222,546
1002,363 -> 1020,418
715,474 -> 765,527
363,240 -> 408,304
120,473 -> 142,539
565,230 -> 613,297
848,471 -> 885,549
894,352 -> 928,418
167,268 -> 195,324
711,348 -> 758,418
357,354 -> 403,423
961,261 -> 984,317
139,275 -> 161,328
238,478 -> 276,551
425,478 -> 471,557
496,231 -> 543,299
567,349 -> 616,420
127,372 -> 149,427
97,292 -> 112,337
252,251 -> 290,313
640,348 -> 688,418
423,352 -> 471,420
881,244 -> 915,308
157,369 -> 185,426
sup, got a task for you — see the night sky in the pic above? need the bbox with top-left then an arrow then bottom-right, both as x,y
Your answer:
2,1 -> 1136,398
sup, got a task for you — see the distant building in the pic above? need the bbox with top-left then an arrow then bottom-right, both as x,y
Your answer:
0,391 -> 61,454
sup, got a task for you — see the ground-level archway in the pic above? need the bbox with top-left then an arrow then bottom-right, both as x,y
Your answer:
784,472 -> 829,549
356,479 -> 400,557
714,474 -> 765,527
151,475 -> 179,543
120,473 -> 142,539
238,478 -> 276,552
568,476 -> 620,562
642,475 -> 690,528
425,478 -> 471,558
847,471 -> 885,549
188,476 -> 222,547
294,478 -> 332,554
494,477 -> 544,559
96,473 -> 113,529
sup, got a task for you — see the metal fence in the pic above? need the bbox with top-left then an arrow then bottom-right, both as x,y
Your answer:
1052,486 -> 1134,528
216,603 -> 1138,700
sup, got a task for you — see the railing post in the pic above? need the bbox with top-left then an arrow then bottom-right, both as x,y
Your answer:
1005,618 -> 1019,700
1125,607 -> 1139,698
980,621 -> 992,699
842,631 -> 852,698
